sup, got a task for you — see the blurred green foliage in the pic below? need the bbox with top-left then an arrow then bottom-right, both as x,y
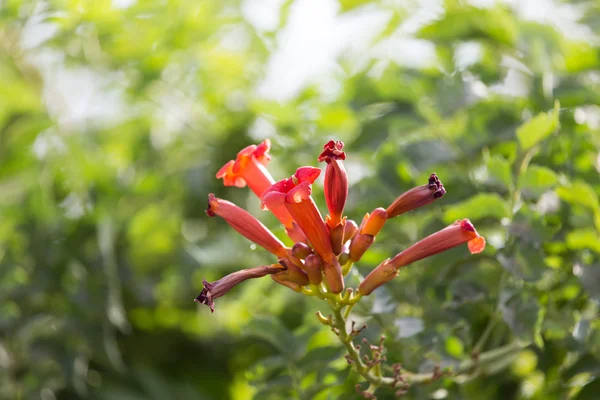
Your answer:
1,0 -> 599,399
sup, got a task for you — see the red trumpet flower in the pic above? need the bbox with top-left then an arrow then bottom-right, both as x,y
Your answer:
358,219 -> 486,295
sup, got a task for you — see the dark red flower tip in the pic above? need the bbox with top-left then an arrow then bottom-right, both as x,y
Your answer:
460,219 -> 476,232
429,173 -> 446,199
318,140 -> 346,162
194,279 -> 215,312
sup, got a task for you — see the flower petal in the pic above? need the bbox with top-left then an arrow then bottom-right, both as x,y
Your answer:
468,236 -> 486,254
286,180 -> 312,204
294,166 -> 321,184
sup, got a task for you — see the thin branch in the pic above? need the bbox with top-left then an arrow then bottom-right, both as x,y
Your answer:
325,296 -> 529,392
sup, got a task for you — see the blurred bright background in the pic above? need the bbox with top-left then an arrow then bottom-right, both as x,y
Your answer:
1,0 -> 600,399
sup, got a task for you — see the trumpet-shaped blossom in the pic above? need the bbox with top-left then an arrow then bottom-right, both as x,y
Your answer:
198,138 -> 485,312
216,139 -> 305,242
195,264 -> 283,312
358,219 -> 486,295
216,139 -> 273,196
386,174 -> 446,218
206,194 -> 287,259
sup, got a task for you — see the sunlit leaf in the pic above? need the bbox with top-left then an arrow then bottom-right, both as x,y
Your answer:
499,290 -> 540,341
517,165 -> 558,199
516,102 -> 560,150
566,229 -> 600,253
443,193 -> 510,223
556,181 -> 600,211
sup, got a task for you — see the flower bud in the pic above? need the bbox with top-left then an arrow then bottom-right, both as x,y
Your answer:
292,242 -> 313,259
349,234 -> 374,262
278,258 -> 310,286
304,254 -> 324,285
343,219 -> 359,243
323,257 -> 344,294
195,264 -> 283,312
361,208 -> 388,236
319,140 -> 348,228
338,252 -> 350,266
386,173 -> 446,218
330,221 -> 345,255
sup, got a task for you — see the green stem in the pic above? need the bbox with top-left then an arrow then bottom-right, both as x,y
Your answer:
327,298 -> 528,389
331,306 -> 394,387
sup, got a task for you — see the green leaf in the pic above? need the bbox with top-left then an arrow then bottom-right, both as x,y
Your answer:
566,229 -> 600,253
516,102 -> 560,150
445,335 -> 465,358
443,193 -> 510,223
556,181 -> 600,211
419,6 -> 518,45
498,245 -> 547,282
296,346 -> 343,370
486,155 -> 512,189
563,354 -> 600,380
517,165 -> 558,199
243,317 -> 295,355
499,289 -> 540,341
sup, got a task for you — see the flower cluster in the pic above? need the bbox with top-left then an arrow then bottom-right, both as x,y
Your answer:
195,139 -> 485,312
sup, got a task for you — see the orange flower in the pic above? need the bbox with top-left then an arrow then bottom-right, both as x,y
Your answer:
348,208 -> 388,262
359,219 -> 486,295
216,139 -> 273,197
206,193 -> 288,259
215,139 -> 305,242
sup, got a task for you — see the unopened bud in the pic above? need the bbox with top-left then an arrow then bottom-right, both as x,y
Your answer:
323,257 -> 344,293
278,259 -> 309,286
386,173 -> 446,218
361,208 -> 388,236
343,219 -> 359,243
319,140 -> 348,228
292,242 -> 313,259
304,254 -> 324,285
349,234 -> 374,262
338,252 -> 350,266
330,222 -> 345,255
